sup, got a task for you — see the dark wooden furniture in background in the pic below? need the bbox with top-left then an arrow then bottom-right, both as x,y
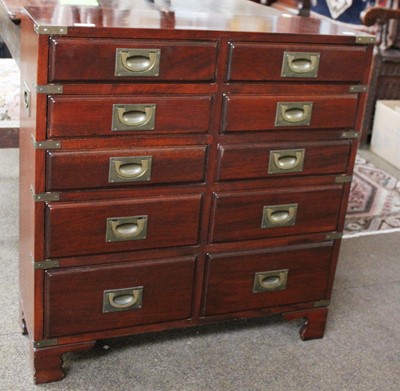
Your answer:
360,6 -> 400,146
250,0 -> 311,16
17,0 -> 374,384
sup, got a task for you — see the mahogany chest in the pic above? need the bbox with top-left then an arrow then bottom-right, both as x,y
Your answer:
17,0 -> 374,383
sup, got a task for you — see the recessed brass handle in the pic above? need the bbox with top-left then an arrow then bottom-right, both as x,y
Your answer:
106,215 -> 148,242
112,104 -> 156,131
253,270 -> 289,293
261,203 -> 298,228
275,102 -> 313,127
103,286 -> 143,313
109,156 -> 152,183
281,105 -> 309,123
115,160 -> 149,178
281,52 -> 320,78
268,149 -> 305,174
115,48 -> 161,77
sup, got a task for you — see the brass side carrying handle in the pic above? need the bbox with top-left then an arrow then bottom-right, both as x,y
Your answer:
268,149 -> 305,174
106,215 -> 148,242
253,270 -> 289,293
112,104 -> 156,131
103,286 -> 143,313
275,102 -> 313,127
115,48 -> 161,77
23,81 -> 31,111
109,156 -> 153,183
261,203 -> 298,228
281,52 -> 320,78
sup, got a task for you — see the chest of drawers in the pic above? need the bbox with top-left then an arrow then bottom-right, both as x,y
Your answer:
17,0 -> 374,384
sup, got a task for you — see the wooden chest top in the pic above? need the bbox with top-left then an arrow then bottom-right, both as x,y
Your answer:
20,0 -> 372,44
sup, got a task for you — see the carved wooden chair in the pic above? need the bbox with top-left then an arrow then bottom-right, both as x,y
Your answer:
360,6 -> 400,146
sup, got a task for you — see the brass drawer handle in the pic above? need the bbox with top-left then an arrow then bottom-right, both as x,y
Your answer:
103,286 -> 143,313
115,48 -> 161,77
106,215 -> 148,242
261,203 -> 298,228
281,51 -> 320,78
109,156 -> 152,183
275,102 -> 313,127
253,270 -> 289,293
268,149 -> 305,174
112,104 -> 156,131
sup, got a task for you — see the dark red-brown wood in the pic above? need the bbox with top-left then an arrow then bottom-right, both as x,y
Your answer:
48,38 -> 218,82
283,307 -> 329,340
44,257 -> 196,337
15,0 -> 374,383
222,94 -> 358,132
216,140 -> 351,181
210,186 -> 343,243
47,95 -> 213,137
32,341 -> 96,384
227,42 -> 369,82
45,145 -> 207,190
203,243 -> 333,316
45,194 -> 203,257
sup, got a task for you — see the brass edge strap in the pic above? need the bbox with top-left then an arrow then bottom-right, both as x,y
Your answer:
33,259 -> 60,270
34,24 -> 68,35
30,185 -> 61,202
31,135 -> 61,150
355,35 -> 376,45
341,131 -> 359,139
314,300 -> 331,308
31,191 -> 61,202
349,85 -> 368,93
35,84 -> 63,94
33,339 -> 58,348
326,232 -> 343,240
335,175 -> 353,184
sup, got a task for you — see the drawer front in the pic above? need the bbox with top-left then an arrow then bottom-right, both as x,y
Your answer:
222,94 -> 358,132
227,43 -> 368,82
48,38 -> 217,82
216,141 -> 351,181
44,257 -> 196,338
203,244 -> 333,316
210,187 -> 342,243
47,95 -> 212,137
46,146 -> 208,191
45,194 -> 202,257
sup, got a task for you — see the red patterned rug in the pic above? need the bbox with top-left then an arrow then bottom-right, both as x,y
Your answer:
344,156 -> 400,236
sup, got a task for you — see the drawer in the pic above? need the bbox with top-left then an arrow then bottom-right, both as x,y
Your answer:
222,94 -> 358,132
48,38 -> 217,82
203,243 -> 332,316
227,42 -> 369,82
47,95 -> 212,137
216,141 -> 351,181
44,256 -> 196,338
46,146 -> 208,191
45,194 -> 202,257
210,186 -> 342,243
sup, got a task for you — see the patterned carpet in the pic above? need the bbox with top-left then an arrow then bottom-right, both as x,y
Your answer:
344,155 -> 400,236
0,59 -> 19,123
